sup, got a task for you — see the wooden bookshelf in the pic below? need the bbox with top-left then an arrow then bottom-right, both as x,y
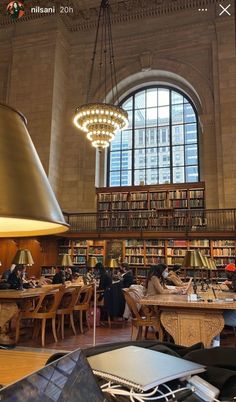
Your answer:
58,240 -> 105,267
122,238 -> 234,279
96,182 -> 205,231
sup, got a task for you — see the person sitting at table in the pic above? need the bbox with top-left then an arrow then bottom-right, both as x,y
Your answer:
146,264 -> 184,296
84,265 -> 95,284
7,265 -> 30,290
1,264 -> 16,282
119,262 -> 135,288
212,263 -> 236,347
166,264 -> 185,287
52,266 -> 72,284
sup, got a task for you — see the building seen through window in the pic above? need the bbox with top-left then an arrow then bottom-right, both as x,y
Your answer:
107,86 -> 199,187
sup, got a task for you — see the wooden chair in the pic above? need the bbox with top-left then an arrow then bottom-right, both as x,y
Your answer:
73,285 -> 93,333
15,285 -> 65,347
56,286 -> 82,339
122,288 -> 163,341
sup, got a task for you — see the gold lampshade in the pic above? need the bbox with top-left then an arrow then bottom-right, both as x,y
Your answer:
87,256 -> 98,268
0,103 -> 69,237
107,258 -> 119,269
201,255 -> 211,269
13,249 -> 34,266
182,250 -> 205,268
57,254 -> 73,267
209,258 -> 217,270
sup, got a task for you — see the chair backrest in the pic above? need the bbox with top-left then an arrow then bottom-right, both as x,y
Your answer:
77,285 -> 93,307
34,285 -> 65,314
122,288 -> 142,320
58,286 -> 82,311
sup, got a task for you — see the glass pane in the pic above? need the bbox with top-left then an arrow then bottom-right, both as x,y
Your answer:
127,110 -> 133,129
185,124 -> 197,143
173,167 -> 185,183
134,129 -> 145,148
122,97 -> 133,111
171,91 -> 183,105
135,91 -> 145,109
172,145 -> 184,166
158,147 -> 170,168
135,149 -> 145,169
110,171 -> 120,186
186,166 -> 198,182
146,148 -> 157,168
110,151 -> 121,171
146,128 -> 157,147
122,130 -> 132,150
121,170 -> 131,186
158,106 -> 169,126
146,108 -> 157,127
146,169 -> 158,185
134,109 -> 145,128
172,125 -> 184,145
121,150 -> 132,170
158,89 -> 169,106
184,103 -> 196,123
185,144 -> 198,165
147,88 -> 157,107
110,131 -> 121,151
159,168 -> 170,184
134,170 -> 145,185
158,127 -> 170,146
172,104 -> 183,124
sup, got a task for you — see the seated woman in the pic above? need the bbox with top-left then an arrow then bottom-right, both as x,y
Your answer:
167,264 -> 185,286
52,267 -> 72,284
146,264 -> 184,296
7,265 -> 34,290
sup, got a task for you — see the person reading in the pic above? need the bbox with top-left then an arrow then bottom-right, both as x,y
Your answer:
167,264 -> 185,286
145,264 -> 185,296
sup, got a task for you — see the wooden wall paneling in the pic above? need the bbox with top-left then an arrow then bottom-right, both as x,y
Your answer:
0,239 -> 18,273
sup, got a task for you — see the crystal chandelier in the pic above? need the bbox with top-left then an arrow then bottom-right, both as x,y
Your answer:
73,0 -> 128,151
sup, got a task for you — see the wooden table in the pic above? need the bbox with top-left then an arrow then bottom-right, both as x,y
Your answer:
0,288 -> 50,345
0,349 -> 54,386
0,284 -> 84,345
140,292 -> 236,347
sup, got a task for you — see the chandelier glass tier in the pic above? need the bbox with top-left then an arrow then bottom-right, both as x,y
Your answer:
73,0 -> 128,151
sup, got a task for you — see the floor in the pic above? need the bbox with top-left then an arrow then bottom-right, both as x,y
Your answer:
15,319 -> 236,352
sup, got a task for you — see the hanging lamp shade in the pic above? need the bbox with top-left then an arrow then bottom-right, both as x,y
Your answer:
0,103 -> 69,236
12,249 -> 34,266
58,254 -> 73,267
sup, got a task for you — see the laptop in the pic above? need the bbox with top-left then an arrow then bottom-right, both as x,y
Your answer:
0,349 -> 106,402
88,346 -> 205,392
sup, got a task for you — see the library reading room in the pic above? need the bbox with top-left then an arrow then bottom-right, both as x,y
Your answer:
0,0 -> 236,401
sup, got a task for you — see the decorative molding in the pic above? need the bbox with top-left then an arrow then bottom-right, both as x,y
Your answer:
0,0 -> 218,31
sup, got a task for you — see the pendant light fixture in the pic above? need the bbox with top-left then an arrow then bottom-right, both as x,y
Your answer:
0,103 -> 69,236
73,0 -> 128,151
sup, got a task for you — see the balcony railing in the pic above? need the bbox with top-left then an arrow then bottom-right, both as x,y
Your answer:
63,209 -> 236,235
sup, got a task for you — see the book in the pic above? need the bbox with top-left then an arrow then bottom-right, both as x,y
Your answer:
88,346 -> 205,391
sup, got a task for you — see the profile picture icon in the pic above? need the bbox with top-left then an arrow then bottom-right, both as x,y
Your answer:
7,1 -> 25,19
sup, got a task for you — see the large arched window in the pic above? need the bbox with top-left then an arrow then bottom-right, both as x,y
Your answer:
107,86 -> 199,186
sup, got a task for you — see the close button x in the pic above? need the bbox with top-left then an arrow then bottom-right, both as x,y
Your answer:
219,4 -> 231,16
